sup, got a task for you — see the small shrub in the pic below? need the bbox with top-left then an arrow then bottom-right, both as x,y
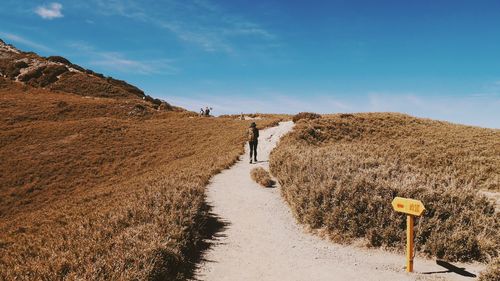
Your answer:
3,61 -> 29,79
15,61 -> 29,69
39,65 -> 68,87
19,66 -> 45,82
250,167 -> 275,187
46,56 -> 71,65
0,77 -> 8,88
55,101 -> 68,108
19,65 -> 68,87
128,104 -> 149,117
158,102 -> 174,111
70,63 -> 85,72
292,112 -> 321,123
339,113 -> 354,118
94,72 -> 105,79
107,77 -> 145,97
479,258 -> 500,281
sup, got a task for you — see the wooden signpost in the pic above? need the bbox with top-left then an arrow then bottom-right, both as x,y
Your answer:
391,197 -> 425,273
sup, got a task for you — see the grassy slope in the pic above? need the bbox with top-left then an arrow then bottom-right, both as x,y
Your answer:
270,113 -> 499,265
0,80 -> 284,280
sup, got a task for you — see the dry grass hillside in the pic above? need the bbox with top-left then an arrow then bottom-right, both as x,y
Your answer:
0,39 -> 176,110
270,113 -> 499,268
0,77 -> 284,280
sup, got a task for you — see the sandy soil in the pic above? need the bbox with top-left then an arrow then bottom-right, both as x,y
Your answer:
194,121 -> 484,281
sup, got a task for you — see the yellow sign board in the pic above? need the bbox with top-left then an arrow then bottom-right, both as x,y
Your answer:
391,197 -> 426,272
391,197 -> 425,216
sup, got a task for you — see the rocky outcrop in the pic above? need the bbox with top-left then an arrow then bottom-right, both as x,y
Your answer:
0,38 -> 181,111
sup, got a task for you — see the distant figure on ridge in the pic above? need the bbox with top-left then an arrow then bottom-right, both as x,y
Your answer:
248,122 -> 259,164
204,107 -> 212,117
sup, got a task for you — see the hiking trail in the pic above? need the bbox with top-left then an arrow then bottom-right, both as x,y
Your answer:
194,121 -> 483,281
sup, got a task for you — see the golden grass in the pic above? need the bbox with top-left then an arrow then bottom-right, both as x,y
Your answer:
270,113 -> 499,264
250,167 -> 275,187
0,80 -> 283,280
292,112 -> 321,123
479,257 -> 500,281
50,72 -> 139,99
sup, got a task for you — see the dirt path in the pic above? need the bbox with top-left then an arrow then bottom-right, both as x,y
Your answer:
194,121 -> 484,281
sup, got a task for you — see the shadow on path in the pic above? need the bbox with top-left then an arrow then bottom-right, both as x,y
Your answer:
183,203 -> 230,281
420,260 -> 476,277
249,160 -> 269,165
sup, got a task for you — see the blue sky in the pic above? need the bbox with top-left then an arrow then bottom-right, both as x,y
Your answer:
1,0 -> 499,128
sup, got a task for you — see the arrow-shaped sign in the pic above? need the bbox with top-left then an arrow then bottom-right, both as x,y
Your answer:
391,197 -> 425,217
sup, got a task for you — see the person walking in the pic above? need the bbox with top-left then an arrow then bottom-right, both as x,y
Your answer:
248,122 -> 259,163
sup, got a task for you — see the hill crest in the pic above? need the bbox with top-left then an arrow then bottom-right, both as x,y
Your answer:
0,38 -> 179,111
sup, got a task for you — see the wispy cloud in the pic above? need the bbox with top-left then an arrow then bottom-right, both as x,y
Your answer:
35,2 -> 63,20
87,0 -> 277,54
90,53 -> 176,75
159,22 -> 233,53
0,31 -> 53,52
92,0 -> 146,19
161,16 -> 276,54
68,41 -> 177,75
